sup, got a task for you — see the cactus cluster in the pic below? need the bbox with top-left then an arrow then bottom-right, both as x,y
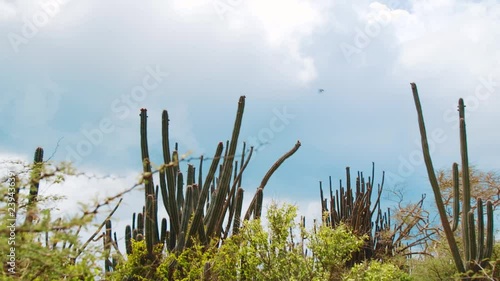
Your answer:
319,163 -> 426,265
320,164 -> 388,262
411,83 -> 495,276
117,96 -> 300,277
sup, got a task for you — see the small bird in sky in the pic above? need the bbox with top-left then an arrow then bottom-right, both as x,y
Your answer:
318,89 -> 325,93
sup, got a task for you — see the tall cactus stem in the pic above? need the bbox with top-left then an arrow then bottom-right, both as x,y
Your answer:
232,188 -> 244,235
452,162 -> 460,232
206,96 -> 246,237
146,194 -> 155,258
477,198 -> 484,261
254,188 -> 263,220
467,211 -> 477,270
484,201 -> 494,260
459,109 -> 471,263
410,83 -> 465,273
125,225 -> 132,255
160,218 -> 167,245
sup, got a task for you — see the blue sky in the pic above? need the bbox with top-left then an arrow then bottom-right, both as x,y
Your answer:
1,0 -> 500,238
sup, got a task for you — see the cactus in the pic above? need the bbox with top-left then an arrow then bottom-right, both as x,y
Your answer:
125,225 -> 132,255
320,164 -> 388,263
319,163 -> 433,266
122,96 -> 301,278
25,147 -> 43,225
103,219 -> 113,273
410,83 -> 495,276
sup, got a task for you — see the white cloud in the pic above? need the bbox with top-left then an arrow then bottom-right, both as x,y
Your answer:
228,0 -> 327,84
149,0 -> 327,85
0,0 -> 16,21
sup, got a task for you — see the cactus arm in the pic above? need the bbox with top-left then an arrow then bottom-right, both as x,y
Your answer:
140,109 -> 155,196
168,222 -> 176,251
159,169 -> 170,216
468,211 -> 477,268
176,164 -> 184,214
140,109 -> 159,248
137,212 -> 144,241
145,194 -> 156,258
178,186 -> 194,251
254,188 -> 264,219
410,83 -> 465,273
370,171 -> 385,219
132,213 -> 136,231
160,218 -> 167,245
477,198 -> 484,261
244,141 -> 301,220
239,142 -> 246,187
484,201 -> 494,260
125,225 -> 132,255
452,163 -> 460,232
161,110 -> 181,236
187,164 -> 195,186
168,153 -> 181,236
232,188 -> 245,235
206,96 -> 246,238
370,162 -> 375,192
104,219 -> 113,273
198,156 -> 204,198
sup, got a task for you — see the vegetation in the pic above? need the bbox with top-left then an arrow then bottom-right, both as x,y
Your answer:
343,260 -> 412,281
0,149 -> 105,280
1,86 -> 499,280
411,83 -> 497,279
318,164 -> 432,266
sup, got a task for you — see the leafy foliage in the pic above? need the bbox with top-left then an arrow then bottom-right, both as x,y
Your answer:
0,160 -> 103,280
343,260 -> 412,281
211,202 -> 365,281
111,239 -> 164,281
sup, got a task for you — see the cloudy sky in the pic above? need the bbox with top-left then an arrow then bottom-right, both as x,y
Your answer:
1,0 -> 500,243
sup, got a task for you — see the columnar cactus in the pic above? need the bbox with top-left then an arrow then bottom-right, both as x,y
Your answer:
123,96 -> 301,278
319,164 -> 398,264
410,83 -> 495,276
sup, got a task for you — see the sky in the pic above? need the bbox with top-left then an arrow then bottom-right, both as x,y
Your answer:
1,0 -> 500,246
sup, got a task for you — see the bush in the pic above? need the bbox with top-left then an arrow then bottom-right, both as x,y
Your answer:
343,260 -> 412,281
111,239 -> 164,281
211,202 -> 365,281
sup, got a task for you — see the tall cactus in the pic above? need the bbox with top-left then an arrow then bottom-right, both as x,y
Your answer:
410,83 -> 495,276
123,96 -> 301,278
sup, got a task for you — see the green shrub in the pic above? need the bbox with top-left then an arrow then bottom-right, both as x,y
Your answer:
157,241 -> 214,281
343,260 -> 412,281
211,202 -> 365,281
111,239 -> 164,281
